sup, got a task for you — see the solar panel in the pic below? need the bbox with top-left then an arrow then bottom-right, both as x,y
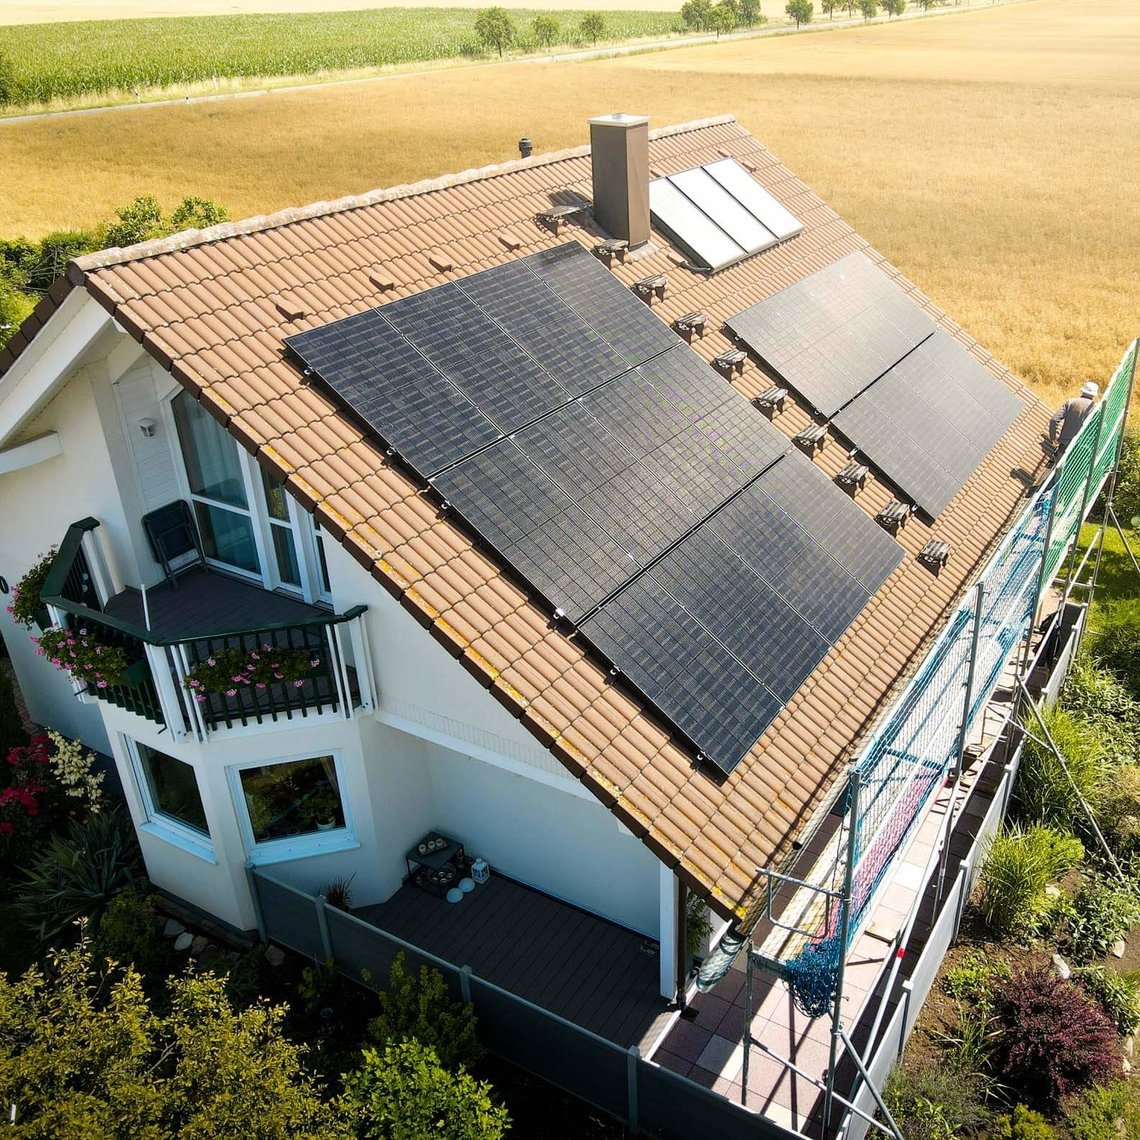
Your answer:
288,243 -> 902,775
832,331 -> 1024,516
582,450 -> 903,772
725,251 -> 937,417
703,158 -> 804,241
649,178 -> 747,274
671,167 -> 778,255
648,157 -> 803,273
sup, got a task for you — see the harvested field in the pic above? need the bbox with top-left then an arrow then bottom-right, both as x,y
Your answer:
1,0 -> 1137,401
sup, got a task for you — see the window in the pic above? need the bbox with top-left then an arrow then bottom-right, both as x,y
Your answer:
128,740 -> 213,859
172,391 -> 261,575
238,756 -> 346,846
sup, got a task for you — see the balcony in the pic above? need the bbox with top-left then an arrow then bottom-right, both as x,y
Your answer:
39,518 -> 375,740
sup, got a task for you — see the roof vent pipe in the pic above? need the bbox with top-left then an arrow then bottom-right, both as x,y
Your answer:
519,137 -> 533,159
588,113 -> 651,248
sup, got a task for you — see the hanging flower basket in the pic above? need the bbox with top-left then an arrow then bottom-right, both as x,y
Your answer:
34,625 -> 130,691
183,643 -> 320,702
7,549 -> 57,631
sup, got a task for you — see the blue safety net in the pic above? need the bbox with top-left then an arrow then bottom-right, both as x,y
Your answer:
783,341 -> 1137,1017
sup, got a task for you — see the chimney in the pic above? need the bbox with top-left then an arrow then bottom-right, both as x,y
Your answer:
588,113 -> 650,248
518,136 -> 533,159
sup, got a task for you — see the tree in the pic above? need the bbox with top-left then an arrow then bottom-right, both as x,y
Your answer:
820,0 -> 837,16
473,7 -> 516,57
103,194 -> 166,248
0,939 -> 349,1137
882,0 -> 905,14
709,3 -> 736,36
532,13 -> 560,46
858,0 -> 878,18
738,0 -> 762,24
169,195 -> 229,232
342,1041 -> 509,1140
680,0 -> 713,29
785,0 -> 812,25
579,12 -> 606,45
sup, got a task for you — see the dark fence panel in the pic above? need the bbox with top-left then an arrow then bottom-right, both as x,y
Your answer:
255,872 -> 324,961
470,976 -> 630,1120
639,1060 -> 805,1140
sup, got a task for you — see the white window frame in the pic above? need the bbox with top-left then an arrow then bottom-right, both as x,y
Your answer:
227,750 -> 358,866
159,386 -> 329,605
124,736 -> 216,863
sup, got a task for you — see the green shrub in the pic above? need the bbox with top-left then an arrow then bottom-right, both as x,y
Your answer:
1075,965 -> 1140,1034
1096,765 -> 1140,854
944,949 -> 1009,1003
1112,432 -> 1140,533
367,952 -> 481,1071
978,826 -> 1083,938
1061,653 -> 1140,770
1015,706 -> 1107,830
6,548 -> 55,629
1066,877 -> 1140,963
990,966 -> 1118,1106
342,1040 -> 508,1139
882,1061 -> 990,1139
298,957 -> 339,1020
16,808 -> 142,946
93,886 -> 171,978
1068,1079 -> 1140,1140
989,1104 -> 1059,1139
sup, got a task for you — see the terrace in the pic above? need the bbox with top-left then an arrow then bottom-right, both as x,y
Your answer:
38,517 -> 375,739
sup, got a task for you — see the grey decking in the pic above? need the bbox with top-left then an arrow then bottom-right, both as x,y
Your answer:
103,568 -> 326,639
358,875 -> 673,1049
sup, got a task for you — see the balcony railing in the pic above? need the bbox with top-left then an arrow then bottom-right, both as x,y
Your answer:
39,518 -> 376,741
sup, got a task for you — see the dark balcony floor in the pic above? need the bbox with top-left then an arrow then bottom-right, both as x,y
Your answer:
358,875 -> 674,1050
103,568 -> 326,639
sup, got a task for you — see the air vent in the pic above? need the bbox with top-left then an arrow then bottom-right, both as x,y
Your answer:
428,254 -> 454,273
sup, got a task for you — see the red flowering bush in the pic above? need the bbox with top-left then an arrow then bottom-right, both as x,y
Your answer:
990,965 -> 1119,1106
0,735 -> 55,861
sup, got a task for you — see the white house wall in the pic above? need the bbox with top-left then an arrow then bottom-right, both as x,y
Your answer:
0,363 -> 141,754
425,741 -> 662,937
113,356 -> 181,521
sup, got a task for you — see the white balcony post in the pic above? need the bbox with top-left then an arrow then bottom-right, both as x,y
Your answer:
171,644 -> 208,740
145,643 -> 189,742
346,613 -> 377,712
80,527 -> 117,605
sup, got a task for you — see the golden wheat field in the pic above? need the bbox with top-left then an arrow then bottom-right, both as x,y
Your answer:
2,0 -> 1137,400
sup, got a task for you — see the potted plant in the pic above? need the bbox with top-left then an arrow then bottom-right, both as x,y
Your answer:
183,643 -> 320,702
7,549 -> 57,631
304,787 -> 340,831
34,625 -> 130,692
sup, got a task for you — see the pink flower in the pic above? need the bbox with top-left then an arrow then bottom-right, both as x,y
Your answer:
96,681 -> 108,689
293,680 -> 304,688
256,683 -> 266,690
225,688 -> 237,697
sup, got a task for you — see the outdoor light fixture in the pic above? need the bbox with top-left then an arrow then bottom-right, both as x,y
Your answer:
138,418 -> 157,438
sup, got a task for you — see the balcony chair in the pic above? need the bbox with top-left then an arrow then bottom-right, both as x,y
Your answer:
141,500 -> 207,590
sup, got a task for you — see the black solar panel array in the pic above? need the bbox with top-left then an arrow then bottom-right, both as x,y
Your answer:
724,252 -> 1024,517
725,252 -> 936,418
287,243 -> 902,773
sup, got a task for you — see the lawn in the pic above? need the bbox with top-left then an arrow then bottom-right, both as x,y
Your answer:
0,0 -> 1137,404
1077,520 -> 1140,634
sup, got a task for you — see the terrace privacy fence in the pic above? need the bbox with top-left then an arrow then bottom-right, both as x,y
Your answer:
248,868 -> 807,1140
781,339 -> 1137,1017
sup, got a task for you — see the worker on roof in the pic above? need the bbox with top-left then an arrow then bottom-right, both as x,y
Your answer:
1047,380 -> 1099,460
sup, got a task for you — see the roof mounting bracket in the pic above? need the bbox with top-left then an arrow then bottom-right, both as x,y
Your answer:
274,298 -> 307,322
535,204 -> 588,234
793,422 -> 827,454
754,385 -> 787,417
673,311 -> 706,340
369,271 -> 396,292
428,254 -> 454,273
593,238 -> 628,263
835,461 -> 869,493
918,540 -> 951,572
633,275 -> 667,304
876,499 -> 910,532
714,349 -> 747,377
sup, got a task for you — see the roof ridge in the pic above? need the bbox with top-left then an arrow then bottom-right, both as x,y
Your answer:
68,114 -> 740,280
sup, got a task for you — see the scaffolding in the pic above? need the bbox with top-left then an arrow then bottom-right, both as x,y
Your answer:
725,338 -> 1138,1138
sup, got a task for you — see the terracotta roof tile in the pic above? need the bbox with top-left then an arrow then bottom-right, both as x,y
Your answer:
14,116 -> 1053,925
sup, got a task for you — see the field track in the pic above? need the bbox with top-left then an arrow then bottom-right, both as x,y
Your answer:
1,0 -> 1137,402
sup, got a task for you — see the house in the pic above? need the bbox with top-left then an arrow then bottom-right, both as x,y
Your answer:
1,112 -> 1073,1135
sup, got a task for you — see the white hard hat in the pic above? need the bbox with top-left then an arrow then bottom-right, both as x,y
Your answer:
1081,381 -> 1099,399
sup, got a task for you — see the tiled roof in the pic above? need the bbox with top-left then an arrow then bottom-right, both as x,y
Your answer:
15,115 -> 1050,922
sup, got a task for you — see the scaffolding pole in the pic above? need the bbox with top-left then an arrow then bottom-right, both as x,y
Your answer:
822,768 -> 860,1135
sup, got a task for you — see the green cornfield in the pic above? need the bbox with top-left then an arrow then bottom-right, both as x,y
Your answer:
0,9 -> 683,107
